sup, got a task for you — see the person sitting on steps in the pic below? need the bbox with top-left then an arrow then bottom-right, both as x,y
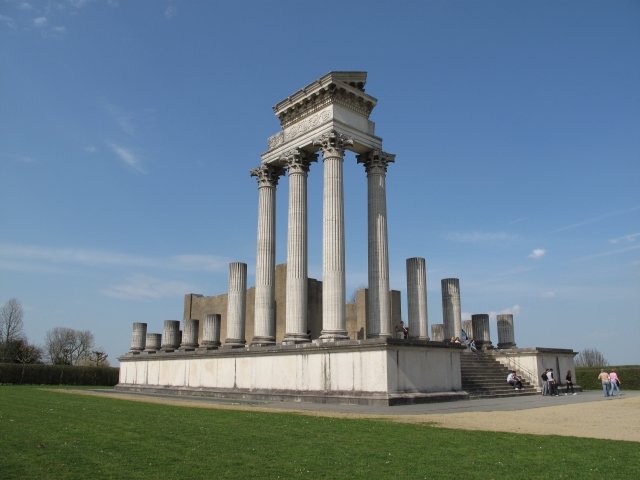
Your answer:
507,370 -> 523,390
468,339 -> 482,355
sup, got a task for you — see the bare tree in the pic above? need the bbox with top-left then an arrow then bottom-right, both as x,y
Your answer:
15,341 -> 44,364
0,298 -> 25,362
44,327 -> 95,365
575,347 -> 609,367
347,284 -> 367,304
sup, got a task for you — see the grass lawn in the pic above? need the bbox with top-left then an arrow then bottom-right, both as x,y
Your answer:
1,386 -> 638,479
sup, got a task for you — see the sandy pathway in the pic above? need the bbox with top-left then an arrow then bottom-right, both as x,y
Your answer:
48,389 -> 640,443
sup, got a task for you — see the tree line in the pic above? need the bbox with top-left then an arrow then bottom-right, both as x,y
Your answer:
0,298 -> 109,367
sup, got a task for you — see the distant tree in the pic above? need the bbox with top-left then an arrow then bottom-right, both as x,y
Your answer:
575,347 -> 609,367
0,298 -> 26,362
44,327 -> 95,366
347,284 -> 367,304
77,349 -> 110,367
14,340 -> 44,364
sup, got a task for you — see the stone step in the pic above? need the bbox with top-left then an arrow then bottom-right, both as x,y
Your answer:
460,352 -> 537,400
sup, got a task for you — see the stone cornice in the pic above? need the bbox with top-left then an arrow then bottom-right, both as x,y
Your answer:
273,72 -> 378,128
356,149 -> 396,175
313,129 -> 354,159
250,164 -> 285,188
280,148 -> 318,175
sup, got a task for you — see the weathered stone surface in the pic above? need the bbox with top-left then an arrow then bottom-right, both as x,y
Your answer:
357,149 -> 395,339
180,319 -> 199,349
315,130 -> 352,341
441,278 -> 462,339
471,314 -> 493,349
406,257 -> 429,340
130,323 -> 147,352
144,333 -> 161,352
161,321 -> 180,351
431,323 -> 444,341
496,314 -> 516,349
462,320 -> 472,340
225,262 -> 247,347
283,150 -> 317,344
201,314 -> 221,347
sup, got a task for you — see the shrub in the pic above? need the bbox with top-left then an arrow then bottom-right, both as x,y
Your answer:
0,363 -> 119,386
576,365 -> 640,391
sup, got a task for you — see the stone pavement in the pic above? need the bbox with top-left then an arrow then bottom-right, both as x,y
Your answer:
87,389 -> 639,416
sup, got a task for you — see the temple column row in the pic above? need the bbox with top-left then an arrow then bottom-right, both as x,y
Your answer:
247,130 -> 394,343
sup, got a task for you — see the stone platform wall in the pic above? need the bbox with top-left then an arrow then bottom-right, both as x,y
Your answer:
117,339 -> 466,406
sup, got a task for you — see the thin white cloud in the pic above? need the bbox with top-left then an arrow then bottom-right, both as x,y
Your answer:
107,0 -> 119,7
576,244 -> 640,261
2,153 -> 35,163
0,243 -> 230,273
551,206 -> 640,233
165,5 -> 177,19
105,104 -> 136,136
528,249 -> 546,260
107,142 -> 145,172
52,26 -> 66,33
493,266 -> 537,278
541,292 -> 555,298
442,231 -> 517,243
85,145 -> 97,153
19,2 -> 33,10
507,217 -> 529,225
0,15 -> 16,28
610,232 -> 640,244
101,274 -> 194,300
489,304 -> 521,321
33,17 -> 47,27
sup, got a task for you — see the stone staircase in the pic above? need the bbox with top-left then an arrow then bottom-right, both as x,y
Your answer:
461,352 -> 538,399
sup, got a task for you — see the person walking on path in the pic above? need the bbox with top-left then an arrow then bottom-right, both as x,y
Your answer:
598,369 -> 610,397
541,369 -> 549,396
609,369 -> 621,396
565,370 -> 577,395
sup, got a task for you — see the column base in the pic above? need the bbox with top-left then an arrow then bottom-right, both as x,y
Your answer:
224,338 -> 247,347
319,330 -> 350,341
178,345 -> 197,352
497,342 -> 516,349
418,336 -> 431,341
251,336 -> 276,346
366,333 -> 392,339
200,341 -> 222,347
160,346 -> 178,352
282,333 -> 311,345
477,341 -> 494,350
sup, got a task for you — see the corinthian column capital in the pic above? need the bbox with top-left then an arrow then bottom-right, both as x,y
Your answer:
281,148 -> 318,175
356,149 -> 396,175
313,129 -> 354,158
250,164 -> 285,188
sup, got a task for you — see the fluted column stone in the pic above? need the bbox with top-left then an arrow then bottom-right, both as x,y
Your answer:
130,322 -> 147,352
282,149 -> 317,344
250,164 -> 284,346
314,130 -> 353,341
357,149 -> 395,338
431,324 -> 444,342
462,320 -> 472,340
405,257 -> 429,340
441,278 -> 462,339
201,314 -> 222,347
497,314 -> 516,349
144,333 -> 161,352
472,314 -> 493,349
180,319 -> 199,349
161,320 -> 180,351
225,262 -> 248,346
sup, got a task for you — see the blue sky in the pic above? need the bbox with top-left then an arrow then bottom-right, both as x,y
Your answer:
1,0 -> 638,366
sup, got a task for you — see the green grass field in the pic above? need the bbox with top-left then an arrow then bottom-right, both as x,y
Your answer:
1,386 -> 638,479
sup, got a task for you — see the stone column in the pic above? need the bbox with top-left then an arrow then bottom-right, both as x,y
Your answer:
441,278 -> 462,340
201,313 -> 222,347
405,257 -> 429,340
472,314 -> 493,349
462,320 -> 472,339
431,324 -> 444,342
144,333 -> 161,352
313,130 -> 353,341
130,323 -> 147,352
225,262 -> 247,346
180,319 -> 199,349
282,149 -> 317,344
496,314 -> 516,349
250,164 -> 285,346
161,320 -> 180,350
357,149 -> 395,339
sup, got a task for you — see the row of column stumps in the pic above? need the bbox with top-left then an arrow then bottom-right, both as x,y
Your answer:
129,315 -> 223,353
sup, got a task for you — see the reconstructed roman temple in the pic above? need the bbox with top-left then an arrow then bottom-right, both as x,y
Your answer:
117,72 -> 578,405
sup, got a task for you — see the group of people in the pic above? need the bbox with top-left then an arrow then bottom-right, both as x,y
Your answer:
539,369 -> 577,396
598,369 -> 623,397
